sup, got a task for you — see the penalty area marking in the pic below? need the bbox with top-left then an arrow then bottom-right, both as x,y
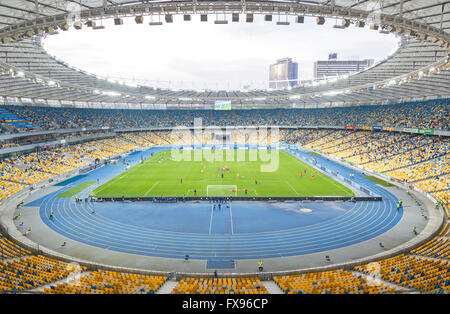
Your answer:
285,180 -> 299,196
144,182 -> 159,196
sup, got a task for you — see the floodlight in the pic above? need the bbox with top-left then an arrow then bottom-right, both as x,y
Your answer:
73,21 -> 83,29
11,33 -> 20,40
342,19 -> 350,28
387,25 -> 396,32
296,16 -> 304,24
58,24 -> 68,31
135,16 -> 144,24
23,30 -> 33,38
316,16 -> 325,25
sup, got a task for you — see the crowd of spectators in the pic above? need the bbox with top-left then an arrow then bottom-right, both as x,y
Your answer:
2,98 -> 448,131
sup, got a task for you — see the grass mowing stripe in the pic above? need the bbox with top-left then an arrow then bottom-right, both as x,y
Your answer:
57,181 -> 96,198
364,176 -> 396,187
91,150 -> 354,198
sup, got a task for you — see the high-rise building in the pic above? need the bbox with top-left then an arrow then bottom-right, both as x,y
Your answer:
314,53 -> 374,79
269,58 -> 298,89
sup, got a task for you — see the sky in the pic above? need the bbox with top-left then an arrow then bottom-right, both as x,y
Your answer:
42,15 -> 400,91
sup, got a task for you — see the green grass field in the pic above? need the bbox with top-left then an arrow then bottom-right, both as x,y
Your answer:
90,150 -> 354,198
364,176 -> 396,187
57,181 -> 96,198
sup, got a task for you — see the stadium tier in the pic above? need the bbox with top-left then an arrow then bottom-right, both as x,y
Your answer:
0,127 -> 448,295
0,99 -> 449,131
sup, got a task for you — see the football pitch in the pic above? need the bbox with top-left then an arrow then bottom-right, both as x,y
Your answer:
90,150 -> 354,198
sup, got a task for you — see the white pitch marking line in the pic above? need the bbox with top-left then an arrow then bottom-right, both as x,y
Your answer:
144,182 -> 159,196
285,180 -> 299,196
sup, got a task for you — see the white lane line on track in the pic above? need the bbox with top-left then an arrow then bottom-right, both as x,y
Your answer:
50,195 -> 389,253
229,203 -> 234,235
45,194 -> 398,258
53,189 -> 372,242
70,178 -> 380,240
38,160 -> 400,257
209,203 -> 214,235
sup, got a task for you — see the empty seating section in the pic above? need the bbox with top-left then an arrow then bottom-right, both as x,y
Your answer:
7,151 -> 85,176
302,129 -> 448,208
120,133 -> 153,147
343,133 -> 412,164
411,237 -> 449,259
363,136 -> 437,173
355,254 -> 450,294
281,129 -> 334,146
0,255 -> 87,293
0,101 -> 448,294
0,159 -> 52,185
0,107 -> 35,132
274,270 -> 398,294
0,142 -> 19,149
172,277 -> 268,294
388,155 -> 450,183
0,236 -> 31,259
311,131 -> 369,155
2,98 -> 448,131
0,180 -> 26,203
0,137 -> 140,203
414,174 -> 450,194
42,270 -> 166,294
434,191 -> 450,206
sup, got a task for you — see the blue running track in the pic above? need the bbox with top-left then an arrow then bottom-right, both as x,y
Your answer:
30,148 -> 402,260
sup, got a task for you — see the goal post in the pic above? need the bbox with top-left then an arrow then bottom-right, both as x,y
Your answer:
207,185 -> 238,197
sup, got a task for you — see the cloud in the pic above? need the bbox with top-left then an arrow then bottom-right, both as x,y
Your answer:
43,16 -> 398,90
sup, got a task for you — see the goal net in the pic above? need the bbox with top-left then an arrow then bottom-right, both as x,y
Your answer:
207,185 -> 238,197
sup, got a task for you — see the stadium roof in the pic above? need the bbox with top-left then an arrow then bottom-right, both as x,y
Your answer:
0,0 -> 448,109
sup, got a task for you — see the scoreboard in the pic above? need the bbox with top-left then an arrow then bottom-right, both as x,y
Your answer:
214,100 -> 231,110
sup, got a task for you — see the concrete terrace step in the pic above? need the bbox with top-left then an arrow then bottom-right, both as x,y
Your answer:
261,280 -> 284,294
350,270 -> 417,293
156,279 -> 178,294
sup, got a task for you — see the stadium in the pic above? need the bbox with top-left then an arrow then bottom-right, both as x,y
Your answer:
0,0 -> 448,298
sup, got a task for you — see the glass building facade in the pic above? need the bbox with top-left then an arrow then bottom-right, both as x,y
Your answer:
269,58 -> 298,89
